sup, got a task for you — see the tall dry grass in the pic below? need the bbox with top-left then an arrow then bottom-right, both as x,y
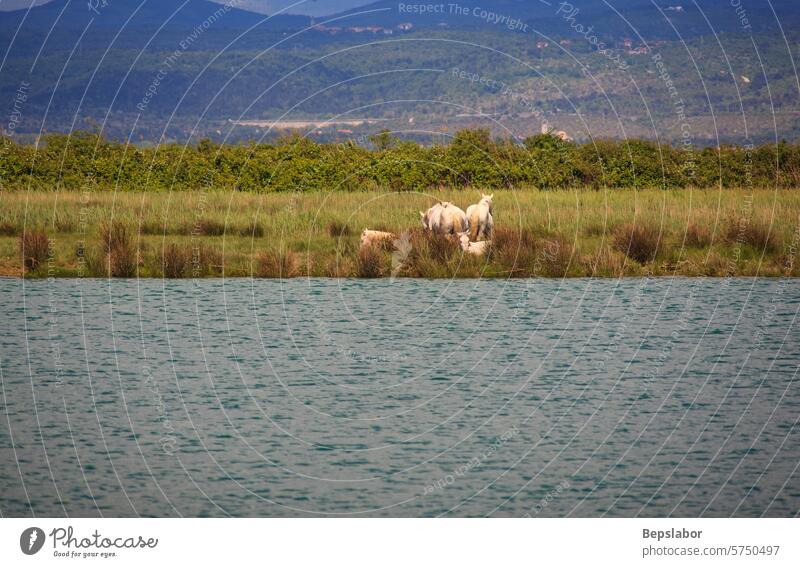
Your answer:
327,219 -> 351,237
162,244 -> 190,278
97,221 -> 137,277
612,224 -> 662,264
256,249 -> 299,278
357,246 -> 385,278
491,227 -> 539,276
724,217 -> 779,253
1,188 -> 799,277
196,219 -> 226,236
683,223 -> 714,248
1,222 -> 17,236
19,229 -> 50,272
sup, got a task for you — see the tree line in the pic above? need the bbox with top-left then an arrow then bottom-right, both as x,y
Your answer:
1,129 -> 799,192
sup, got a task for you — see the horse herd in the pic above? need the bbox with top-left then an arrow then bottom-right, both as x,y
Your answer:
360,193 -> 494,256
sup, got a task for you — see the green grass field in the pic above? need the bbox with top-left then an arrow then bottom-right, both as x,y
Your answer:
2,188 -> 799,278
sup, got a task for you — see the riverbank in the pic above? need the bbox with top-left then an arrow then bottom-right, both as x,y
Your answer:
2,188 -> 799,278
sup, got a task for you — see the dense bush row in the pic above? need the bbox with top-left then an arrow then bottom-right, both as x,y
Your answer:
2,129 -> 800,192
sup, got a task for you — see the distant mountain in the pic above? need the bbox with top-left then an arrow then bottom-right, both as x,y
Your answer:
8,0 -> 800,38
0,0 -> 308,28
0,0 -> 374,17
4,0 -> 799,47
0,0 -> 313,56
1,0 -> 798,144
225,1 -> 376,17
332,0 -> 800,39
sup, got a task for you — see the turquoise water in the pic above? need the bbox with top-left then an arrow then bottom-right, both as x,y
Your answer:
1,277 -> 798,517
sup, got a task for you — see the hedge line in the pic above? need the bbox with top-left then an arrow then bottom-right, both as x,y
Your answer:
1,129 -> 799,192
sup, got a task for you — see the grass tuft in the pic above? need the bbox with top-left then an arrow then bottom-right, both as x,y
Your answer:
197,218 -> 226,236
490,227 -> 538,276
724,218 -> 778,253
194,244 -> 223,276
612,223 -> 661,264
539,236 -> 573,277
256,249 -> 299,278
162,244 -> 190,278
1,221 -> 19,236
20,229 -> 50,272
422,233 -> 460,263
98,221 -> 137,277
357,245 -> 385,278
327,219 -> 351,237
584,247 -> 626,277
55,216 -> 75,233
238,221 -> 264,238
581,222 -> 609,237
684,223 -> 714,248
140,221 -> 166,235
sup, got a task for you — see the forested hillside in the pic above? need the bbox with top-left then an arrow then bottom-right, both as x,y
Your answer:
0,0 -> 798,144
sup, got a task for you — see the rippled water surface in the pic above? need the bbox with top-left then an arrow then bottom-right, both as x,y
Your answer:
1,277 -> 798,517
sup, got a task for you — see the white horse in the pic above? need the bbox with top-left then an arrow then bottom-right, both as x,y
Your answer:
459,233 -> 491,256
466,193 -> 494,241
420,202 -> 468,235
360,229 -> 395,249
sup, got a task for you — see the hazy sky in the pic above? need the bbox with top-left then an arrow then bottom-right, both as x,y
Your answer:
0,0 -> 376,16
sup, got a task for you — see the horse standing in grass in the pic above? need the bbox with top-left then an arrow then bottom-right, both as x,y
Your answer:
466,193 -> 494,241
420,202 -> 468,235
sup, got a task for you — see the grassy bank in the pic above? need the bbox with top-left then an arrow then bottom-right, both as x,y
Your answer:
2,188 -> 799,278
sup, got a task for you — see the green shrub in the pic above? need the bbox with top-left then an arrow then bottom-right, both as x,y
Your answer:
1,130 -> 799,192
